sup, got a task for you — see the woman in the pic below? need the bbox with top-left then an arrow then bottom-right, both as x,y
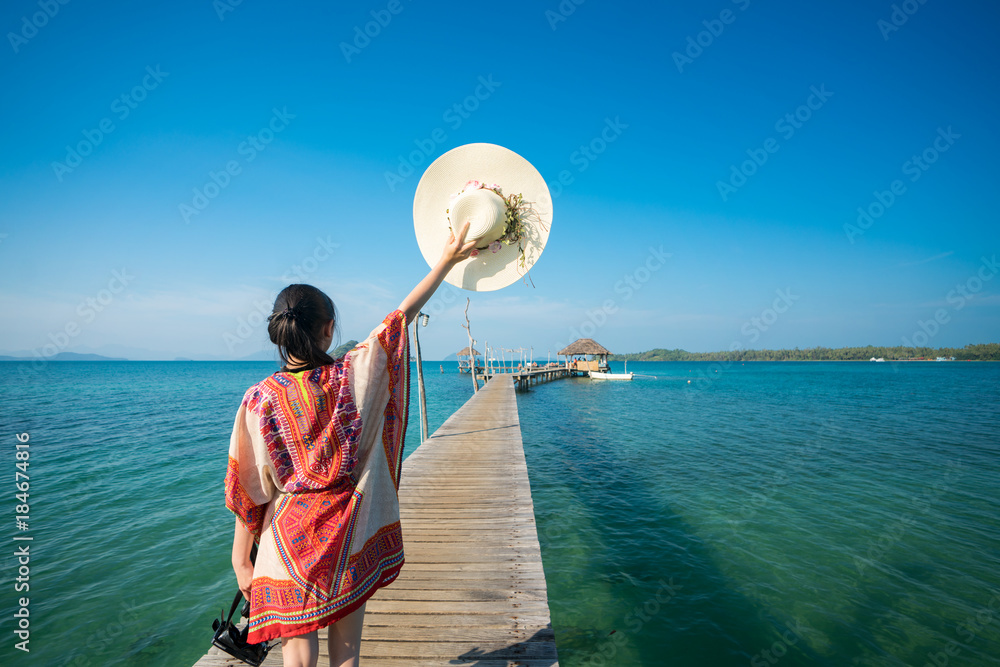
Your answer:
226,222 -> 476,667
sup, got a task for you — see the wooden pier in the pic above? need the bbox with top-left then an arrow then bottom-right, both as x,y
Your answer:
476,366 -> 574,390
194,374 -> 558,666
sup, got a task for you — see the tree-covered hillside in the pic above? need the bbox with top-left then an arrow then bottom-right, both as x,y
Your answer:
332,340 -> 360,357
610,343 -> 1000,362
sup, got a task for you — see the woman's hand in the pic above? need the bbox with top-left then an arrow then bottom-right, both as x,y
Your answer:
234,560 -> 254,600
399,221 -> 478,322
439,221 -> 478,266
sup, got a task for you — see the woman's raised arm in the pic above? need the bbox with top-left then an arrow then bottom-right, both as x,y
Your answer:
398,221 -> 476,324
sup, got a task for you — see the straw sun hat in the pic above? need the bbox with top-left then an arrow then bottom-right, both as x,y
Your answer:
413,143 -> 553,291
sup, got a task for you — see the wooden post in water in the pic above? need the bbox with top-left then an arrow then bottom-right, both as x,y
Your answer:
461,298 -> 478,393
412,313 -> 430,444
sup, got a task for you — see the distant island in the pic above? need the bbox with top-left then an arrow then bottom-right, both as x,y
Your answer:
0,352 -> 128,362
332,340 -> 360,357
5,341 -> 995,364
610,343 -> 1000,362
0,341 -> 364,363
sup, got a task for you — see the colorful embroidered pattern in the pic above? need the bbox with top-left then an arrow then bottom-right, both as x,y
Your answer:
225,309 -> 409,644
378,312 -> 409,490
243,355 -> 363,492
343,522 -> 405,591
225,456 -> 266,538
247,521 -> 404,640
271,485 -> 359,599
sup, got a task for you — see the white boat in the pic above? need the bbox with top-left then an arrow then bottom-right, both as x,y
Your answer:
589,370 -> 634,380
589,360 -> 634,380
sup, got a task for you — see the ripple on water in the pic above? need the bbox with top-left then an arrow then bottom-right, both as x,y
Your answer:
517,361 -> 1000,666
0,361 -> 997,666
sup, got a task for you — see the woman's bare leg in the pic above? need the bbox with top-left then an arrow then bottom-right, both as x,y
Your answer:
327,602 -> 366,667
281,630 -> 318,667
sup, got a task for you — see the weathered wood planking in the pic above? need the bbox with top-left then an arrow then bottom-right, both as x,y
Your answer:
476,366 -> 573,389
193,374 -> 557,666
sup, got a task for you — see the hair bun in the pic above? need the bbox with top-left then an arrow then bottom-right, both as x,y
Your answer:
267,284 -> 337,370
267,307 -> 296,323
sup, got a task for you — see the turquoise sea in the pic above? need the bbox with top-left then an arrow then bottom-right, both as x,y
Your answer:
0,360 -> 998,666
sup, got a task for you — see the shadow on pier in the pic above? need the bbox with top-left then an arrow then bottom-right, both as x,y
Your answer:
449,625 -> 558,666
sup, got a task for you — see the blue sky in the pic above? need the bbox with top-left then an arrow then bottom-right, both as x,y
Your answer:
1,0 -> 997,360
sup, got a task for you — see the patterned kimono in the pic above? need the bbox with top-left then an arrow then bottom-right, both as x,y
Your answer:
225,310 -> 409,644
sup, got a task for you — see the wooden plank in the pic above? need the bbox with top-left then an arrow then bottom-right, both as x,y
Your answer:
359,375 -> 557,663
362,625 -> 554,641
362,613 -> 553,628
398,530 -> 533,548
386,561 -> 537,581
360,639 -> 558,659
192,374 -> 558,666
361,660 -> 556,667
372,588 -> 550,602
364,600 -> 552,614
386,579 -> 549,590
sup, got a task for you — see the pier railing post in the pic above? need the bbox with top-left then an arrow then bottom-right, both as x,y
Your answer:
413,314 -> 430,443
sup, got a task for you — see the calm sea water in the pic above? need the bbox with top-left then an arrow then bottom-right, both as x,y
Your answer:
0,360 -> 997,666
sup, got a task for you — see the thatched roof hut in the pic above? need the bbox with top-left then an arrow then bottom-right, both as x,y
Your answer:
456,347 -> 481,357
558,339 -> 611,372
557,339 -> 610,356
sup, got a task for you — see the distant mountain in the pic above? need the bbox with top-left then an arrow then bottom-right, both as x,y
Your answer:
0,352 -> 128,362
332,340 -> 360,357
65,343 -> 175,360
611,343 -> 1000,362
1,339 -> 366,363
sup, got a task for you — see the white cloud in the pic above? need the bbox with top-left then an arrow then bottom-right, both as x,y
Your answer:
895,251 -> 954,268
